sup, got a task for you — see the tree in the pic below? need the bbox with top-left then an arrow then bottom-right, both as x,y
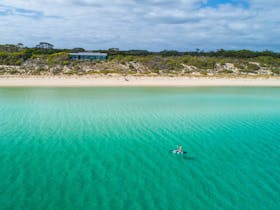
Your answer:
17,43 -> 24,49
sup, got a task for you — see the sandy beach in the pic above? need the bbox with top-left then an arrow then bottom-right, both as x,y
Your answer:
0,76 -> 280,87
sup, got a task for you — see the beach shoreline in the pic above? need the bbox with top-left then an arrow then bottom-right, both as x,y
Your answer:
0,75 -> 280,87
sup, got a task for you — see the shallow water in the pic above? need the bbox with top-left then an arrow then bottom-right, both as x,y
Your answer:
0,87 -> 280,210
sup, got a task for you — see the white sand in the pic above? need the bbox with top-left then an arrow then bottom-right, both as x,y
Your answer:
0,76 -> 280,87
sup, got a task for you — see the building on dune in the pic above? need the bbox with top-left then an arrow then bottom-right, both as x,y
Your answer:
69,52 -> 108,61
36,42 -> 54,49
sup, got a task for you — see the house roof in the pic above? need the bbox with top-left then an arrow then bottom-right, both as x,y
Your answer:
69,52 -> 107,56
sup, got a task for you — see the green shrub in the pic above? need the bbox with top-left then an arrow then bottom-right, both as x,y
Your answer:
32,69 -> 42,75
153,68 -> 160,74
184,56 -> 215,69
201,70 -> 208,75
101,69 -> 119,75
271,69 -> 280,75
253,56 -> 280,67
165,59 -> 183,71
220,69 -> 234,74
9,69 -> 19,74
0,50 -> 31,65
47,52 -> 70,65
65,70 -> 78,75
247,63 -> 260,71
62,61 -> 70,65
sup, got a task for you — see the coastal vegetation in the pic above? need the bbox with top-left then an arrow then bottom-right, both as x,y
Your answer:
0,44 -> 279,76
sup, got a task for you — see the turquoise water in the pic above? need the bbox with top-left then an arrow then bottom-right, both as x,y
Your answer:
0,87 -> 280,210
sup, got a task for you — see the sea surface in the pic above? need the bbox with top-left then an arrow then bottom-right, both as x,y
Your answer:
0,87 -> 280,210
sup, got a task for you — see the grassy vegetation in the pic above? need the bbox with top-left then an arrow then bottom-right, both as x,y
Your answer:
0,44 -> 280,76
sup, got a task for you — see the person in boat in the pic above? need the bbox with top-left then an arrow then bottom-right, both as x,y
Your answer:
177,145 -> 183,153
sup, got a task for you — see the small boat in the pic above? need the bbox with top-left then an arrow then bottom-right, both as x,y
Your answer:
170,150 -> 187,155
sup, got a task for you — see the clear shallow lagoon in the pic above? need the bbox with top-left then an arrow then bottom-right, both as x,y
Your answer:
0,87 -> 280,210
